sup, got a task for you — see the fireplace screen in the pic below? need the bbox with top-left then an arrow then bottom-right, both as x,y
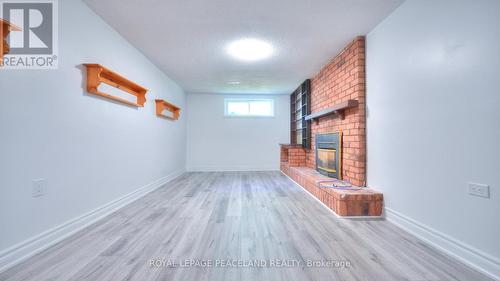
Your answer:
317,148 -> 336,173
315,132 -> 342,178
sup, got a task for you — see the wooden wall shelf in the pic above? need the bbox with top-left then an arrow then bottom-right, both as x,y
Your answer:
1,19 -> 22,63
155,99 -> 180,120
83,64 -> 148,107
305,99 -> 358,122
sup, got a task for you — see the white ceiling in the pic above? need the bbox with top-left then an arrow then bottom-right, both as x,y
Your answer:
83,0 -> 403,94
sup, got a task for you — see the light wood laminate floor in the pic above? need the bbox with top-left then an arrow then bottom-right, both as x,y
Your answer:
0,172 -> 492,281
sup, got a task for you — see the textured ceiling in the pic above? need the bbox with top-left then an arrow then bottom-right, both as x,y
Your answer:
83,0 -> 403,94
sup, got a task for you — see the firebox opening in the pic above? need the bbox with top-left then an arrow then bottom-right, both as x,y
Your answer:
317,148 -> 336,173
315,131 -> 342,179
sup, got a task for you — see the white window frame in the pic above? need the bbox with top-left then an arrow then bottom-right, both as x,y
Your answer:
224,98 -> 275,118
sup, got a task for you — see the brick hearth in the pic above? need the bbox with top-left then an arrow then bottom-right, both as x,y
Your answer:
280,159 -> 382,217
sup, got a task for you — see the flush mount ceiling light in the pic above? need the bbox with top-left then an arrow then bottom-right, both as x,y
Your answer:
227,81 -> 241,85
226,38 -> 274,61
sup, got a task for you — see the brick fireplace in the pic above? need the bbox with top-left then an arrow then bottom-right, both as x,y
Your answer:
280,36 -> 382,216
307,36 -> 367,186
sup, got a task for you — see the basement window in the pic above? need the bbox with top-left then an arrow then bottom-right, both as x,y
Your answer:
224,98 -> 274,117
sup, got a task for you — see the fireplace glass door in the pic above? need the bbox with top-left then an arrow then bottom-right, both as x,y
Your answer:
315,132 -> 341,179
317,148 -> 336,173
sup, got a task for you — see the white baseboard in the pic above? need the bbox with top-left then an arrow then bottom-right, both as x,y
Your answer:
283,170 -> 499,280
385,208 -> 500,280
187,165 -> 279,172
0,169 -> 185,274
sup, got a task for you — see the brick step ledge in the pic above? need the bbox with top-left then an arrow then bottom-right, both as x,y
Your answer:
280,162 -> 383,217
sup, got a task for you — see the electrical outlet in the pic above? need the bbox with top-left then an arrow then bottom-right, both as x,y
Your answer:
32,179 -> 46,197
468,182 -> 490,198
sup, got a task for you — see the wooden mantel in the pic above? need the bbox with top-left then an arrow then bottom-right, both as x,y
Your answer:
1,19 -> 22,63
305,99 -> 358,122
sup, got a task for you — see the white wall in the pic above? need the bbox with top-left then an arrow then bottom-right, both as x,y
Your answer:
186,94 -> 289,171
0,0 -> 186,266
366,0 -> 500,278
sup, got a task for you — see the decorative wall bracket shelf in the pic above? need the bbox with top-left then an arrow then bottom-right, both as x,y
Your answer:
155,99 -> 180,120
83,64 -> 148,107
1,19 -> 22,63
305,99 -> 358,123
